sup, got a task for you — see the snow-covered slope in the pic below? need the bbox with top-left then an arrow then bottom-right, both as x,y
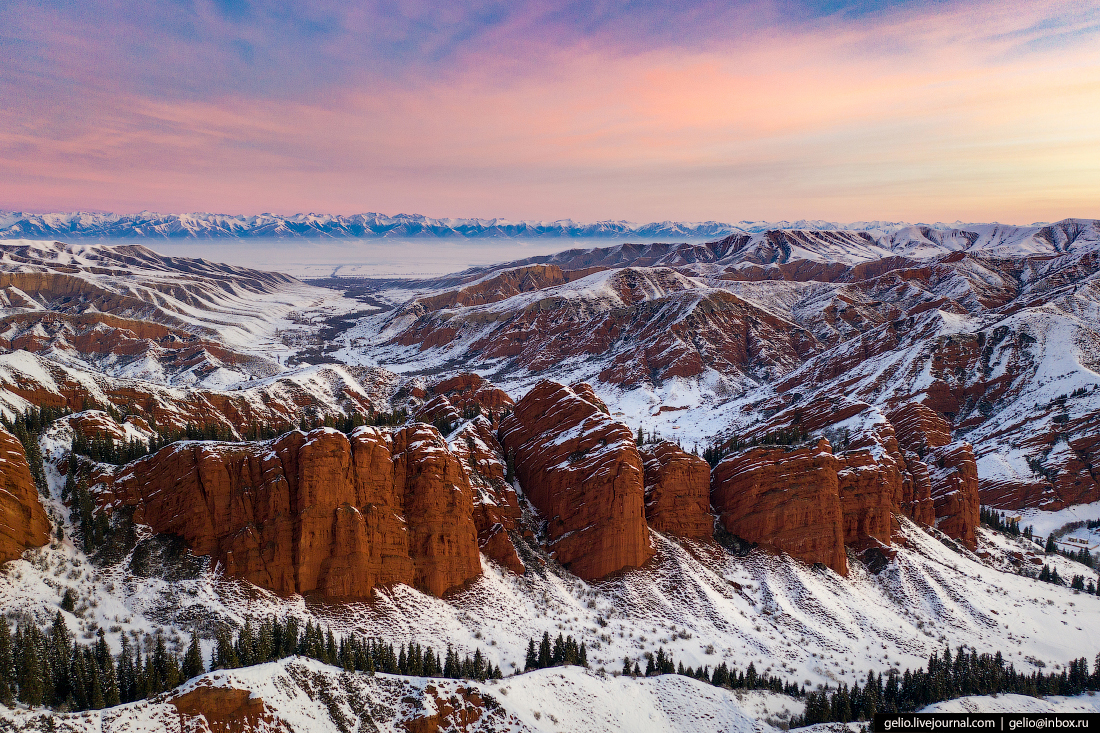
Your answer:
0,657 -> 795,732
6,439 -> 1100,703
334,235 -> 1100,512
923,693 -> 1100,713
2,229 -> 1100,729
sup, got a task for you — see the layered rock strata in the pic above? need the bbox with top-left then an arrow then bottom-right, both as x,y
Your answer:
448,416 -> 524,575
100,426 -> 481,599
711,439 -> 847,575
0,426 -> 50,563
888,403 -> 980,547
710,400 -> 981,572
640,442 -> 713,541
499,381 -> 653,580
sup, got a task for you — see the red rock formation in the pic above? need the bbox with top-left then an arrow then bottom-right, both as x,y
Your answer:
835,450 -> 900,549
416,395 -> 462,429
416,374 -> 514,428
171,686 -> 275,733
391,269 -> 819,389
0,426 -> 50,563
900,455 -> 936,525
0,311 -> 260,383
499,381 -> 653,580
711,439 -> 847,575
569,382 -> 608,413
888,403 -> 980,547
102,426 -> 481,599
888,403 -> 952,452
978,478 -> 1057,510
1053,435 -> 1100,507
926,442 -> 981,548
448,417 -> 524,575
390,425 -> 482,596
0,354 -> 379,440
414,265 -> 571,311
640,442 -> 713,541
408,375 -> 524,574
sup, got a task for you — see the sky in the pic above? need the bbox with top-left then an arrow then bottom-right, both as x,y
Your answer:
1,0 -> 1098,224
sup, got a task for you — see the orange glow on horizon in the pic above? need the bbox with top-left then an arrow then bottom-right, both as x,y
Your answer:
1,0 -> 1098,223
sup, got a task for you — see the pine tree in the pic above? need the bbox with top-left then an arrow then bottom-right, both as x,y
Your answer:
538,632 -> 551,669
215,629 -> 239,670
444,645 -> 457,679
121,636 -> 139,703
711,662 -> 730,687
183,632 -> 204,681
0,617 -> 13,707
103,652 -> 121,708
525,639 -> 537,671
505,450 -> 516,484
473,649 -> 486,681
325,629 -> 336,665
90,659 -> 106,710
17,632 -> 44,707
257,618 -> 274,664
70,643 -> 89,710
623,656 -> 633,677
552,634 -> 564,666
236,619 -> 255,667
60,588 -> 77,613
49,613 -> 72,706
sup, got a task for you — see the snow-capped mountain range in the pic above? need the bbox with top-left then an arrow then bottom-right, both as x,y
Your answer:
0,209 -> 1065,240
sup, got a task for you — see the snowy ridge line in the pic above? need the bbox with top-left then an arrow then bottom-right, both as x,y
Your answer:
0,210 -> 1080,240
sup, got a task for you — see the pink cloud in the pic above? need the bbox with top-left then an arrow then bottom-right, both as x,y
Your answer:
2,0 -> 1098,222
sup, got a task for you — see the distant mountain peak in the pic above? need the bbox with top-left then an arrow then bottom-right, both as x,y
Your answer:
0,210 -> 1057,241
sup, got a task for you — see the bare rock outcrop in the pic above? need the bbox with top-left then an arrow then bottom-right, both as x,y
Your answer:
640,442 -> 713,541
835,450 -> 901,550
171,685 -> 275,733
499,381 -> 653,580
449,416 -> 524,575
710,439 -> 847,575
101,426 -> 481,599
0,426 -> 50,563
430,374 -> 514,425
888,403 -> 980,547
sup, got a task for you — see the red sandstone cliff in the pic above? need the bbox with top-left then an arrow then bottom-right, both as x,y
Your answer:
711,439 -> 847,575
835,449 -> 901,550
708,397 -> 982,572
640,442 -> 713,541
498,381 -> 653,580
431,374 -> 514,425
0,426 -> 50,563
448,416 -> 524,575
888,403 -> 980,548
101,426 -> 481,599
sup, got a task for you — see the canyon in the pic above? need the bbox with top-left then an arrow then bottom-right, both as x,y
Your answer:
0,227 -> 1097,732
